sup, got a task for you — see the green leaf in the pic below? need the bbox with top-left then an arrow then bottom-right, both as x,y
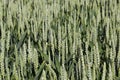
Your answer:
34,61 -> 45,80
17,31 -> 27,49
41,53 -> 55,69
68,63 -> 74,78
65,54 -> 74,64
55,55 -> 61,74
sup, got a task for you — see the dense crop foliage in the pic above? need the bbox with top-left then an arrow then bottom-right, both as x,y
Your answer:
0,0 -> 120,80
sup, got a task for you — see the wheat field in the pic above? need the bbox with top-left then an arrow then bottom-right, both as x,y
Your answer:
0,0 -> 120,80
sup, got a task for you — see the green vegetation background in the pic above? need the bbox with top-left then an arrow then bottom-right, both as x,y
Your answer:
0,0 -> 120,80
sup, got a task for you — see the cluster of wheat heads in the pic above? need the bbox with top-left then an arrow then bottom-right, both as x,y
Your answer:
0,0 -> 120,80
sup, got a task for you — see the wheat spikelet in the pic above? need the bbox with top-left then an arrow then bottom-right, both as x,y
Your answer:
0,26 -> 5,78
6,31 -> 10,52
58,21 -> 61,62
102,62 -> 106,80
108,64 -> 113,80
19,49 -> 24,79
40,69 -> 46,80
5,58 -> 10,80
23,43 -> 27,66
13,63 -> 19,80
33,48 -> 39,74
61,64 -> 68,80
28,38 -> 33,63
92,65 -> 96,80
